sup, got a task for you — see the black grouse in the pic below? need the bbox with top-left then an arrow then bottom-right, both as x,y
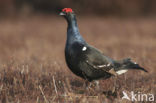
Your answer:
60,8 -> 147,82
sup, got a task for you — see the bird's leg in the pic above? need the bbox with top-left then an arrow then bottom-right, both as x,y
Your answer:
93,80 -> 100,90
112,76 -> 118,93
84,81 -> 94,91
88,82 -> 92,89
82,72 -> 93,90
83,80 -> 89,88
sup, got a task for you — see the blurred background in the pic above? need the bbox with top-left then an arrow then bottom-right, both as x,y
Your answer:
0,0 -> 156,17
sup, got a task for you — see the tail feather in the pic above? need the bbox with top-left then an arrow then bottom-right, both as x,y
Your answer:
129,63 -> 148,72
115,58 -> 148,75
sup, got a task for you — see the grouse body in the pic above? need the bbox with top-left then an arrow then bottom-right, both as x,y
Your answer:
60,8 -> 147,82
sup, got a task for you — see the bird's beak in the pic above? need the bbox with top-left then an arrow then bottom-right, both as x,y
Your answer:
59,12 -> 66,16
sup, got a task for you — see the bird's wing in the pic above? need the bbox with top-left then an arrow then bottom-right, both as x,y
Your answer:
84,45 -> 117,75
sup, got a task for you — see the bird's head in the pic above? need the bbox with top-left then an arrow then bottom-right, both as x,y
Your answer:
59,8 -> 74,16
60,8 -> 76,24
59,8 -> 76,22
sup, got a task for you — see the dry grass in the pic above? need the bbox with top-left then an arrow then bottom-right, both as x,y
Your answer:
0,15 -> 156,103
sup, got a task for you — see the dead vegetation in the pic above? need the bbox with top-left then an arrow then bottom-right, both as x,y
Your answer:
0,15 -> 156,103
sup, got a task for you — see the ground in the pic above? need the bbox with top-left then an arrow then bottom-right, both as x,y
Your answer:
0,15 -> 155,103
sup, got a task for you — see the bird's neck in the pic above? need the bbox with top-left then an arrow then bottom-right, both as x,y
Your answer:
66,15 -> 85,45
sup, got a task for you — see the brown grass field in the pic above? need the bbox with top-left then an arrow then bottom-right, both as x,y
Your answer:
0,15 -> 156,103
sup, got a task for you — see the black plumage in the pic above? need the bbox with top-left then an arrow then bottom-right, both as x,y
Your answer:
60,8 -> 147,82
